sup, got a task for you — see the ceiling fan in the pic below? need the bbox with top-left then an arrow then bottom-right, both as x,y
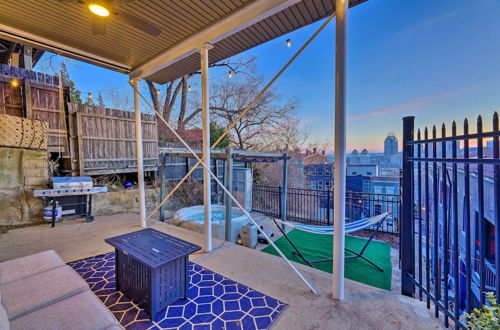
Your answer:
59,0 -> 162,36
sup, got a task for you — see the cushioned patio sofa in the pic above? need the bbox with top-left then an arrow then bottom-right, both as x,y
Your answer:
0,250 -> 121,330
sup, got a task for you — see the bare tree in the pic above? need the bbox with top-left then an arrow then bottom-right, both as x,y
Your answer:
145,56 -> 256,138
104,88 -> 133,111
207,73 -> 298,150
258,117 -> 310,151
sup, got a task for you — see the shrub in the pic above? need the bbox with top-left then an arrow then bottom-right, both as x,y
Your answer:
465,292 -> 500,329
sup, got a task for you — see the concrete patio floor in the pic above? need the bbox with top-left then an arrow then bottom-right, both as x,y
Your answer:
0,213 -> 443,329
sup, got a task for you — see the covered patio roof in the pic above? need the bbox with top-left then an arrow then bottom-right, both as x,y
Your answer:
0,0 -> 364,82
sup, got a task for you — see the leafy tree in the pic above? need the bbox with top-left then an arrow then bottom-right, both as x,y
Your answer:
210,122 -> 229,148
97,92 -> 105,107
60,62 -> 82,104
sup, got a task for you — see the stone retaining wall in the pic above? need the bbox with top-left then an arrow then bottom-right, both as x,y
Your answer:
0,147 -> 49,229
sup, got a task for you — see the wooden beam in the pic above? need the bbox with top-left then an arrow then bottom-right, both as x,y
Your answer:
76,112 -> 85,175
23,79 -> 32,119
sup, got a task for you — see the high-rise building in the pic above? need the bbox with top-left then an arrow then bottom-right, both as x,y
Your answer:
384,132 -> 398,158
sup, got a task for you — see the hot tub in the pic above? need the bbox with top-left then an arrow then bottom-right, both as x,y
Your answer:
173,205 -> 249,242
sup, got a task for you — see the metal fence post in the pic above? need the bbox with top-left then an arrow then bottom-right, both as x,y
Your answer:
281,154 -> 288,225
327,189 -> 331,225
159,153 -> 166,222
225,146 -> 233,242
278,186 -> 283,219
401,116 -> 415,297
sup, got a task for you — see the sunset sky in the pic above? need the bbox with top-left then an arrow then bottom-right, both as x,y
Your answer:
39,0 -> 500,153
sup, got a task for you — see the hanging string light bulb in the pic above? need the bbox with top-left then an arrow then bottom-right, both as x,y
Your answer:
156,89 -> 160,95
228,71 -> 233,79
286,39 -> 291,48
188,85 -> 192,92
10,78 -> 20,88
88,92 -> 93,100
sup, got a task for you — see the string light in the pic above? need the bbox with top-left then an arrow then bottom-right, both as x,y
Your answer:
10,78 -> 19,88
286,39 -> 291,48
156,89 -> 160,95
228,71 -> 233,79
188,85 -> 192,92
88,92 -> 93,100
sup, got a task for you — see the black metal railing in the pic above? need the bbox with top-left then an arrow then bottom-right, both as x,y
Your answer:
252,184 -> 400,233
400,113 -> 500,329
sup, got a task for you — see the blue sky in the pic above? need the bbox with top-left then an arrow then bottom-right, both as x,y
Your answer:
39,0 -> 500,152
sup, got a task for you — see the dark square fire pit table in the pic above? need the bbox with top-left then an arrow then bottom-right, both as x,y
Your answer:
105,228 -> 201,320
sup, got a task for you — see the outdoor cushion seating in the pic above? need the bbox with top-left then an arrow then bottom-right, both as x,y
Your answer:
0,250 -> 65,285
1,265 -> 89,320
9,291 -> 119,330
0,291 -> 9,330
0,250 -> 121,330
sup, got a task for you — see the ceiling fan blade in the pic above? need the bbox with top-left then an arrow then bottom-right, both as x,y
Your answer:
90,15 -> 107,35
115,11 -> 161,36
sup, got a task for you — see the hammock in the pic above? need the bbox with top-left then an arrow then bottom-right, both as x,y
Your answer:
273,212 -> 389,235
272,212 -> 390,272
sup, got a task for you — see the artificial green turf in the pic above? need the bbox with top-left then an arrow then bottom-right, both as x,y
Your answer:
261,230 -> 392,291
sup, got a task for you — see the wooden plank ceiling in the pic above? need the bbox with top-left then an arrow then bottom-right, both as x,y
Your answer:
0,0 -> 366,84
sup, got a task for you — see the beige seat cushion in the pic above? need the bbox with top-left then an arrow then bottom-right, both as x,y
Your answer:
1,265 -> 89,321
10,291 -> 119,330
0,250 -> 65,285
0,290 -> 9,330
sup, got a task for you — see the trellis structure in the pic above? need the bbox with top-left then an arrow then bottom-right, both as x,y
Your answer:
158,146 -> 289,241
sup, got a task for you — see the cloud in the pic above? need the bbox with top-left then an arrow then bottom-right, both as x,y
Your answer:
398,9 -> 460,37
349,90 -> 461,120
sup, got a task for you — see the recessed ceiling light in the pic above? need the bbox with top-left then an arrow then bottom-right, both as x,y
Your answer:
88,3 -> 110,17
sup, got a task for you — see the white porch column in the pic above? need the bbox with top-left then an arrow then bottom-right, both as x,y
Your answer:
200,43 -> 213,252
333,0 -> 348,301
133,79 -> 147,227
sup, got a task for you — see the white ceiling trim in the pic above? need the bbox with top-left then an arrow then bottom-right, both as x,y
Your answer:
0,23 -> 131,73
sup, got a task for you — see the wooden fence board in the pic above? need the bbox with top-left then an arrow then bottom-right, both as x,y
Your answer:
68,103 -> 158,175
0,65 -> 68,156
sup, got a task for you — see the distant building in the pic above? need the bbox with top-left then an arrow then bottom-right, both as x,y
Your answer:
384,132 -> 398,158
347,164 -> 379,176
304,148 -> 327,166
305,163 -> 333,190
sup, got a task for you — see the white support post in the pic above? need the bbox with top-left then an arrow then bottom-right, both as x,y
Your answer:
133,79 -> 147,228
200,43 -> 213,252
333,0 -> 348,301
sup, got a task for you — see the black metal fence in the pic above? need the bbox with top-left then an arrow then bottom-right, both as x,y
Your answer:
400,113 -> 500,329
252,184 -> 400,233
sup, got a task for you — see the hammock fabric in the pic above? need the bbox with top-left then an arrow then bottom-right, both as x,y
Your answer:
273,212 -> 389,235
272,212 -> 390,272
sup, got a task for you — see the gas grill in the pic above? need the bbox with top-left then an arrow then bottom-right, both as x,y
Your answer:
34,177 -> 107,228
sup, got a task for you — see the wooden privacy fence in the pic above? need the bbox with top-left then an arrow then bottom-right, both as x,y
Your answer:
68,103 -> 158,175
0,64 -> 69,156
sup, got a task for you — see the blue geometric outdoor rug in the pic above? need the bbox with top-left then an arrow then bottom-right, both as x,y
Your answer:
69,253 -> 287,330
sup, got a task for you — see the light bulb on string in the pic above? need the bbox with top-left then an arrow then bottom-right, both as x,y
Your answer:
228,71 -> 233,79
286,39 -> 291,48
10,78 -> 20,88
188,85 -> 192,92
88,92 -> 93,100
